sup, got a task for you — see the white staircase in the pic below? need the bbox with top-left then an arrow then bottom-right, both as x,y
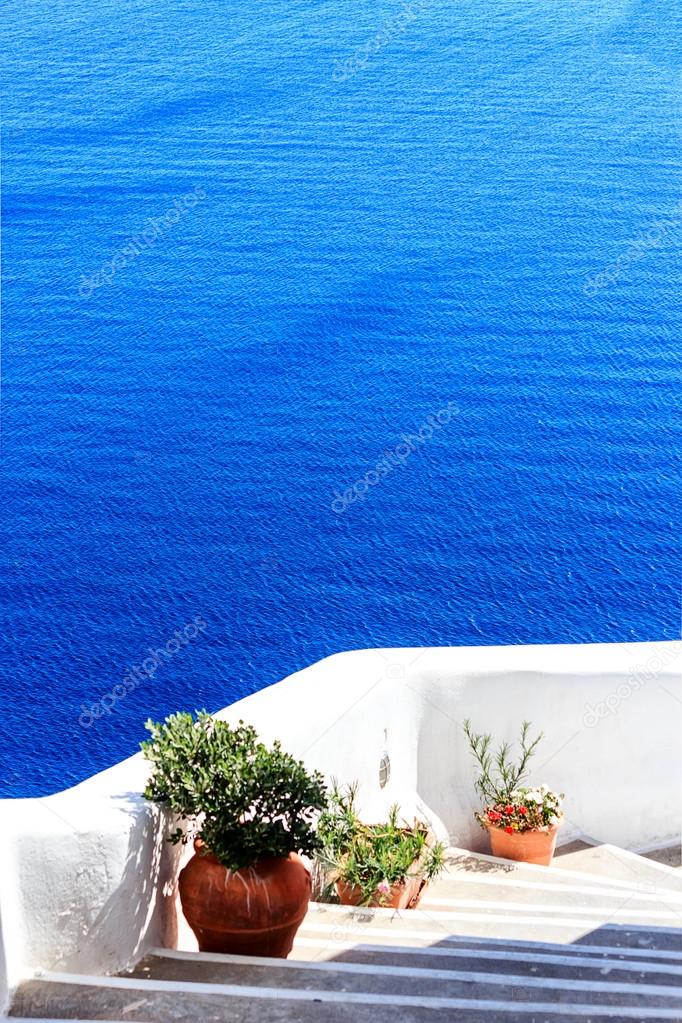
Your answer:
9,845 -> 682,1022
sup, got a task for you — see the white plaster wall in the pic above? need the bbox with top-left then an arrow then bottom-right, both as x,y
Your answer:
0,641 -> 679,1011
215,649 -> 424,824
410,643 -> 682,852
0,768 -> 176,1006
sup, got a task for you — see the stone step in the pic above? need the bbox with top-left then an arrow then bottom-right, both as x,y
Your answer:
292,929 -> 682,965
572,923 -> 682,955
432,860 -> 682,907
126,953 -> 681,1009
420,875 -> 682,916
445,848 -> 682,899
445,848 -> 635,887
414,897 -> 680,927
285,937 -> 682,983
9,973 -> 682,1022
299,899 -> 682,948
552,845 -> 682,895
131,946 -> 682,992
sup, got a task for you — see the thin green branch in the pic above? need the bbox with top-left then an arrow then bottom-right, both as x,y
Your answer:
463,719 -> 544,804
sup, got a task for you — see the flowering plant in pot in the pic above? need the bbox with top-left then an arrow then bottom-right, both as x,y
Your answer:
316,783 -> 445,908
463,719 -> 564,866
142,711 -> 328,957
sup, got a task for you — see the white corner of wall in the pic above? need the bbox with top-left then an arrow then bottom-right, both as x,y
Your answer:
0,787 -> 179,993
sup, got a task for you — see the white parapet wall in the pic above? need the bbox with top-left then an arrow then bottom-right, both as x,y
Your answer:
0,641 -> 680,1011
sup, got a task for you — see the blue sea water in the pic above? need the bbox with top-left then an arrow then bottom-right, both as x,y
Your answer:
1,1 -> 681,797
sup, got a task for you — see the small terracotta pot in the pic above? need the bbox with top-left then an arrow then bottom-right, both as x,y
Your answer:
336,873 -> 425,909
486,822 -> 561,866
178,840 -> 311,957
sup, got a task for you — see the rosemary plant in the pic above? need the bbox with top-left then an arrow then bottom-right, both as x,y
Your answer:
463,719 -> 543,804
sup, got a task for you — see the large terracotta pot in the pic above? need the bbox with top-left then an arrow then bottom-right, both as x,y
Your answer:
487,823 -> 560,866
178,841 -> 311,957
336,873 -> 425,909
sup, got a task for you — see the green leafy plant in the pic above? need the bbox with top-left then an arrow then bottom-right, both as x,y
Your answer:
141,711 -> 328,871
463,720 -> 563,833
316,782 -> 445,906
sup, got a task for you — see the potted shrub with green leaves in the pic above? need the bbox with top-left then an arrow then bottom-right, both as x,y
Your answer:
142,711 -> 328,957
316,783 -> 445,908
463,719 -> 564,866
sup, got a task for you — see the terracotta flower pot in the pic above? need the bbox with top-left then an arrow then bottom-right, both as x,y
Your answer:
178,841 -> 311,957
336,873 -> 425,909
487,822 -> 560,866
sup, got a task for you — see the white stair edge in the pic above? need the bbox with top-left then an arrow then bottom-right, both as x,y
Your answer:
305,903 -> 682,931
129,952 -> 682,1001
419,897 -> 682,921
556,843 -> 682,880
305,899 -> 682,923
149,944 -> 682,978
431,870 -> 682,904
615,845 -> 682,877
447,848 -> 682,894
28,972 -> 682,1019
298,918 -> 682,957
288,937 -> 682,973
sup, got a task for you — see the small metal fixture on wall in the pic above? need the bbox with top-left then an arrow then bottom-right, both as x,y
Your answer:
379,728 -> 390,788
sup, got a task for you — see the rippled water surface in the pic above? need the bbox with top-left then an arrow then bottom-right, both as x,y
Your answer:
2,0 -> 681,795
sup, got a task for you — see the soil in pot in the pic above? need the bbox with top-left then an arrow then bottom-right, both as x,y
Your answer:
487,823 -> 560,866
179,843 -> 311,956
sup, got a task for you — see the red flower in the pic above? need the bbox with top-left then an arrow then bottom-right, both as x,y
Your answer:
488,810 -> 502,823
504,805 -> 514,815
518,806 -> 528,816
505,826 -> 514,834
